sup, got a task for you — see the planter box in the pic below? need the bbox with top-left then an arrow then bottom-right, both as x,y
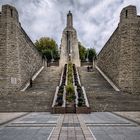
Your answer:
51,106 -> 65,114
76,106 -> 91,114
66,106 -> 76,113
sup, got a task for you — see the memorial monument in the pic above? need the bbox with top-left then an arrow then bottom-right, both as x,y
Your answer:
59,11 -> 80,67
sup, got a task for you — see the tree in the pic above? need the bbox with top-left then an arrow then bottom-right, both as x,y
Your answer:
78,42 -> 97,62
87,48 -> 96,62
35,37 -> 59,62
78,42 -> 87,61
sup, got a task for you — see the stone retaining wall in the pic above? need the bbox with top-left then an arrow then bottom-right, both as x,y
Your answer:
97,27 -> 120,86
0,5 -> 43,93
97,5 -> 140,93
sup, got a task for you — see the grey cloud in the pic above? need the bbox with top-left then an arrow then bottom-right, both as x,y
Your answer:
0,0 -> 140,53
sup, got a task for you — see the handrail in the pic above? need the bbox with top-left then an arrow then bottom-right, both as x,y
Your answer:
20,66 -> 44,91
95,65 -> 120,91
52,86 -> 59,107
82,86 -> 90,107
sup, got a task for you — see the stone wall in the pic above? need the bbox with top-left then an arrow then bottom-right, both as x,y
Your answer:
97,5 -> 140,94
0,8 -> 7,93
97,27 -> 120,85
0,4 -> 43,93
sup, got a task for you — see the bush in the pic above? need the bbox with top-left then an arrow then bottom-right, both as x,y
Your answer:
66,84 -> 74,95
57,99 -> 63,106
78,97 -> 83,102
78,101 -> 83,107
66,95 -> 76,102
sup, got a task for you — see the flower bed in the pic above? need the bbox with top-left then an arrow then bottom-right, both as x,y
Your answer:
73,64 -> 91,113
65,62 -> 76,113
51,64 -> 67,113
52,63 -> 90,114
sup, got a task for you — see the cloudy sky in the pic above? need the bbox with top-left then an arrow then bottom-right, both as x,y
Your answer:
1,0 -> 140,53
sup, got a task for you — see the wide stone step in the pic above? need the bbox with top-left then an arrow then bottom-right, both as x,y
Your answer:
78,66 -> 140,111
25,66 -> 61,111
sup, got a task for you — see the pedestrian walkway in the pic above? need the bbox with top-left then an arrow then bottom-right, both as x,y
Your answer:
50,114 -> 93,140
0,112 -> 140,140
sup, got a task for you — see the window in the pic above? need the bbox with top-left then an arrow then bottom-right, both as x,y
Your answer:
125,10 -> 128,18
10,9 -> 13,17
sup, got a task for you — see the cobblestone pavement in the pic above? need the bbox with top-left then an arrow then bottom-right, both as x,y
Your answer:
0,112 -> 140,140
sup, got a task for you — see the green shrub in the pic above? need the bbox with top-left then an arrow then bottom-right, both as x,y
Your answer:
66,84 -> 74,95
78,101 -> 83,107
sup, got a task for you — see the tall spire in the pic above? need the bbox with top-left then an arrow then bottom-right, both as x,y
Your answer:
67,11 -> 73,28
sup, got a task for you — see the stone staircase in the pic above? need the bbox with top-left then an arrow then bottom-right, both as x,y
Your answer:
78,66 -> 140,111
0,66 -> 61,112
28,66 -> 60,91
26,66 -> 61,110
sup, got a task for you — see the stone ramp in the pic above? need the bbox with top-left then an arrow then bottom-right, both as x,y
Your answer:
79,66 -> 140,111
0,66 -> 61,112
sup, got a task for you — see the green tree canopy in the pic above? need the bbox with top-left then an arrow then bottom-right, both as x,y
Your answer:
78,42 -> 87,61
35,37 -> 59,62
78,42 -> 96,62
86,48 -> 97,62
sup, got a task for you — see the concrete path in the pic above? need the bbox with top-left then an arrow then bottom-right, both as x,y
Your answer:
0,112 -> 140,140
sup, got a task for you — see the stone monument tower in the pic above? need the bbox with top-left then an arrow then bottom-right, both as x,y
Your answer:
59,11 -> 80,67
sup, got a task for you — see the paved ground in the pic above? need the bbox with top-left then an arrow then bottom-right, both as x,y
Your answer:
114,112 -> 140,124
0,112 -> 140,140
0,113 -> 27,125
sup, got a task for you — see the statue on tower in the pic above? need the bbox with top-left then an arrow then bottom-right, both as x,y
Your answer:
59,11 -> 80,67
67,11 -> 73,28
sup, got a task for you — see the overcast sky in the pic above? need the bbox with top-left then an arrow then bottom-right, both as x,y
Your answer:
1,0 -> 140,53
